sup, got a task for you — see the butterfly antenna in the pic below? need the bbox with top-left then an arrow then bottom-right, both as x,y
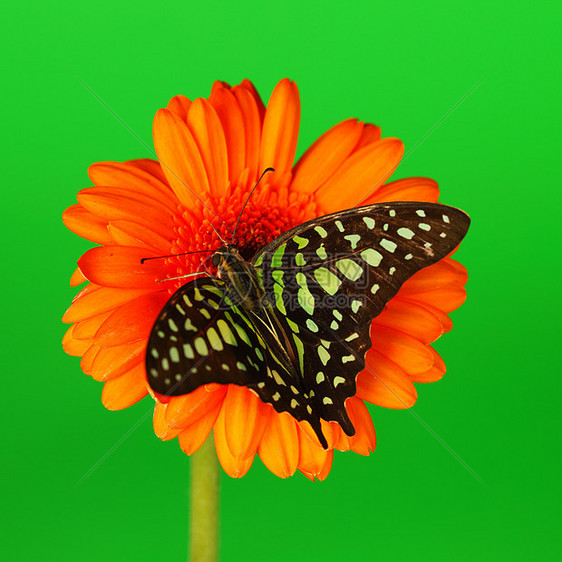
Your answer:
209,221 -> 229,245
140,249 -> 213,264
232,167 -> 275,244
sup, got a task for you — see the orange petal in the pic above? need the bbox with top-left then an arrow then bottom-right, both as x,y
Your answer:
257,410 -> 300,478
398,261 -> 459,296
165,384 -> 227,429
297,426 -> 332,481
213,400 -> 255,478
63,285 -> 151,323
223,386 -> 266,459
371,325 -> 434,375
291,119 -> 364,194
166,95 -> 192,121
363,177 -> 440,205
231,84 -> 262,185
178,403 -> 223,456
446,257 -> 468,285
62,204 -> 112,245
354,123 -> 382,150
259,78 -> 300,177
153,108 -> 209,207
346,397 -> 376,455
373,299 -> 443,344
62,325 -> 92,356
127,158 -> 169,184
410,346 -> 446,383
186,98 -> 229,198
153,402 -> 183,441
404,283 -> 467,313
70,267 -> 88,287
73,310 -> 113,340
240,79 -> 266,120
330,421 -> 352,452
358,350 -> 417,408
90,340 -> 145,382
88,161 -> 176,208
101,363 -> 148,410
209,85 -> 246,184
78,246 -> 164,289
314,138 -> 404,212
80,344 -> 100,375
413,301 -> 453,333
107,219 -> 173,251
95,291 -> 169,346
77,187 -> 175,239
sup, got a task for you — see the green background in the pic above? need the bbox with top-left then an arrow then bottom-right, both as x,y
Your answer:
2,0 -> 560,560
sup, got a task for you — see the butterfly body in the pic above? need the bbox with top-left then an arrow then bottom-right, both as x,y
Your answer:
146,202 -> 470,448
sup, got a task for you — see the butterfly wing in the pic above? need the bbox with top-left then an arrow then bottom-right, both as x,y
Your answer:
145,278 -> 327,447
252,201 -> 470,433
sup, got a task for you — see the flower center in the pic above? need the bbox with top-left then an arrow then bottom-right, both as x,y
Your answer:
164,183 -> 318,292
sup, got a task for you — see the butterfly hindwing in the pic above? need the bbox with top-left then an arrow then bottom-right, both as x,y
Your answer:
146,278 -> 327,446
252,201 -> 470,430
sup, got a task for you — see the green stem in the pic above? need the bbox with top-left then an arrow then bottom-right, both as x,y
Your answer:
189,434 -> 219,562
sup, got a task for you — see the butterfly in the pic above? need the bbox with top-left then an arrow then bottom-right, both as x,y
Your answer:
146,201 -> 470,448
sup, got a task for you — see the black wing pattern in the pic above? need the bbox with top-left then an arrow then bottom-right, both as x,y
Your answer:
252,201 -> 470,435
146,278 -> 327,446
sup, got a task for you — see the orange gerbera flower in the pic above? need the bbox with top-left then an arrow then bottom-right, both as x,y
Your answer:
62,78 -> 468,480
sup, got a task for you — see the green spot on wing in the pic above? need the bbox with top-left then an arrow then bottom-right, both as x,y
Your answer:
293,235 -> 309,249
314,267 -> 342,296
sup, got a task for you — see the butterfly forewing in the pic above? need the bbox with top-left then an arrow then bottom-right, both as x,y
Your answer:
252,202 -> 470,430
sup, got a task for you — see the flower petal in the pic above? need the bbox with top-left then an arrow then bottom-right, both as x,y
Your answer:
73,311 -> 113,340
80,345 -> 100,375
63,284 -> 151,323
354,123 -> 382,150
101,363 -> 148,410
358,351 -> 417,408
224,386 -> 266,459
297,427 -> 332,481
178,404 -> 223,456
231,84 -> 262,185
346,397 -> 377,455
186,98 -> 229,198
77,187 -> 175,239
240,79 -> 266,120
209,85 -> 246,184
404,283 -> 467,313
62,204 -> 112,245
398,261 -> 459,296
413,301 -> 453,333
90,340 -> 145,382
70,268 -> 87,287
153,108 -> 209,207
153,403 -> 183,441
77,246 -> 164,289
213,401 -> 255,478
363,177 -> 440,204
95,291 -> 170,346
373,298 -> 444,344
257,411 -> 299,478
107,219 -> 173,251
166,95 -> 192,121
371,325 -> 434,375
410,346 -> 446,383
88,160 -> 176,208
313,138 -> 404,212
291,119 -> 364,194
165,384 -> 227,430
62,325 -> 92,356
259,78 -> 300,177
